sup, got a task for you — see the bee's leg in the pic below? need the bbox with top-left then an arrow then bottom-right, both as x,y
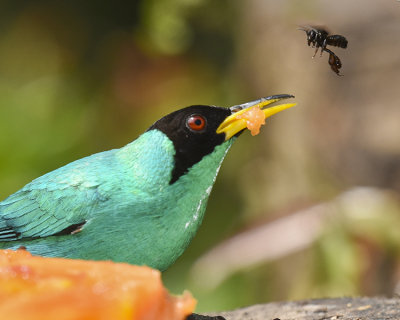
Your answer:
325,48 -> 343,76
312,46 -> 319,58
320,39 -> 327,57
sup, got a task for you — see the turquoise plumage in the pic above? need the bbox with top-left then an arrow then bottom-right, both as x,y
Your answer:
0,129 -> 233,271
0,96 -> 294,271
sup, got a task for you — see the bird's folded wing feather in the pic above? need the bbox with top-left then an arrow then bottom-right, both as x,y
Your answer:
0,152 -> 115,241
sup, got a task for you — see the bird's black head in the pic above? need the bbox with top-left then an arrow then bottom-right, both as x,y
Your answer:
147,95 -> 296,184
147,105 -> 232,184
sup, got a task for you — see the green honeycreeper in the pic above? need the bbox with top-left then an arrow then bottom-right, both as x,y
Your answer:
0,95 -> 295,271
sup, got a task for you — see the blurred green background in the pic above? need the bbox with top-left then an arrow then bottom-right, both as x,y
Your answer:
1,0 -> 400,313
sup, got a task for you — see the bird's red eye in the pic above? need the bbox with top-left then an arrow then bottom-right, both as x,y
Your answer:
187,115 -> 206,132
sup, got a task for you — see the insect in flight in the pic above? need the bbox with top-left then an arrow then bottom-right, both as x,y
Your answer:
298,26 -> 348,76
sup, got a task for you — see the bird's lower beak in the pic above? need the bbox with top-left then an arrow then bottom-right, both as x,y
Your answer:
216,94 -> 296,140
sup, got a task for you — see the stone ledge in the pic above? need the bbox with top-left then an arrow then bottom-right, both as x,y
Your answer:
189,296 -> 400,320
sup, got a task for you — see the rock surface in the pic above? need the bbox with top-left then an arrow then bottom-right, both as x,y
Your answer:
189,297 -> 400,320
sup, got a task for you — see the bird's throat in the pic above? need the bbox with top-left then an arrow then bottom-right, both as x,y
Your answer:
158,139 -> 235,268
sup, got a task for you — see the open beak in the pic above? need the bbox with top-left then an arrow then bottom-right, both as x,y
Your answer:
216,94 -> 296,140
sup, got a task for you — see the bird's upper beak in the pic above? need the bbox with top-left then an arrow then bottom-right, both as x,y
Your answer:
216,94 -> 296,140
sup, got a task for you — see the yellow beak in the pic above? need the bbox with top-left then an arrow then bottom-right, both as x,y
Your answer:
216,94 -> 296,140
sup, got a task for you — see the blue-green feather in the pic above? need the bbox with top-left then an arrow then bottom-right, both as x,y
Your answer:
0,129 -> 235,270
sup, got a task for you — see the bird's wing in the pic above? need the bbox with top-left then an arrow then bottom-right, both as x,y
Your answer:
0,152 -> 115,241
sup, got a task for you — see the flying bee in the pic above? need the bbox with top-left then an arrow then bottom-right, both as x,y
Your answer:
299,26 -> 348,57
299,26 -> 348,75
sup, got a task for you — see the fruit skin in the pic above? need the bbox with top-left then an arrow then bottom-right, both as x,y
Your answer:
0,249 -> 196,320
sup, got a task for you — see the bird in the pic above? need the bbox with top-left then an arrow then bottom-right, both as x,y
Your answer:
0,95 -> 295,271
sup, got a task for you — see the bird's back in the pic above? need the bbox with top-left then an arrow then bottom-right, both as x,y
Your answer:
0,148 -> 129,240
